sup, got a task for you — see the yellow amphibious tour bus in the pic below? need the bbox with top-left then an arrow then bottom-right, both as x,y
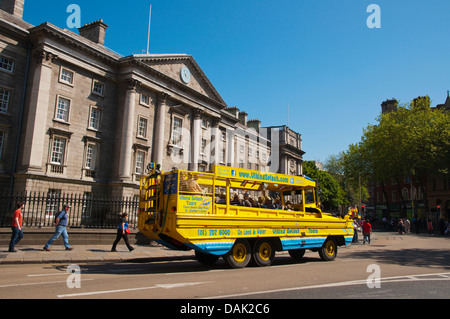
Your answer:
138,164 -> 354,268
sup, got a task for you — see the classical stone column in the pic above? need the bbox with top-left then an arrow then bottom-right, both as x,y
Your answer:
21,50 -> 57,173
190,109 -> 203,171
152,92 -> 169,167
117,79 -> 139,181
211,117 -> 221,165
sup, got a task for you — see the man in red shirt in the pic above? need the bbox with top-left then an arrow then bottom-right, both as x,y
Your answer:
9,202 -> 25,252
362,218 -> 372,244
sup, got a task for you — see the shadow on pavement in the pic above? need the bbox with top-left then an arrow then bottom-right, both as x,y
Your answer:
346,247 -> 450,270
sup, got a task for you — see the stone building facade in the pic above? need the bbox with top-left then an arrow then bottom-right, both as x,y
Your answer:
262,125 -> 304,176
0,0 -> 286,199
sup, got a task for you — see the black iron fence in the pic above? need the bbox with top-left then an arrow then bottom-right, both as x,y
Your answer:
0,192 -> 139,229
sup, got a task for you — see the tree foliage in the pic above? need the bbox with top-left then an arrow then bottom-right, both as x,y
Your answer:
339,95 -> 450,216
303,161 -> 345,212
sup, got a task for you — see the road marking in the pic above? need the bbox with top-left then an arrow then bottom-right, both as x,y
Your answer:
57,281 -> 213,298
206,272 -> 450,299
28,273 -> 68,277
28,267 -> 148,277
0,279 -> 94,289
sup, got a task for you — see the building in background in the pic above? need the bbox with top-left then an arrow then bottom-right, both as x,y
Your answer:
0,0 -> 301,201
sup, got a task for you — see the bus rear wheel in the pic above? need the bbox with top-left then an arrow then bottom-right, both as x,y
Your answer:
319,238 -> 337,261
252,239 -> 275,267
223,239 -> 251,268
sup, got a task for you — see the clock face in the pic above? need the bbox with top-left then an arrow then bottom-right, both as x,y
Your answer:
180,66 -> 191,84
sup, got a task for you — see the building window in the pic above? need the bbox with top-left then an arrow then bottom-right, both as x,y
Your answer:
59,68 -> 74,85
201,138 -> 207,155
51,137 -> 66,165
85,143 -> 97,170
140,93 -> 150,107
55,96 -> 71,122
402,188 -> 409,201
135,151 -> 145,175
88,106 -> 101,130
0,88 -> 10,114
137,116 -> 148,139
0,57 -> 14,73
92,80 -> 105,96
172,117 -> 183,145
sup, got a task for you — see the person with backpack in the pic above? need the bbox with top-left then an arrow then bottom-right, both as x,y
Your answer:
43,204 -> 73,251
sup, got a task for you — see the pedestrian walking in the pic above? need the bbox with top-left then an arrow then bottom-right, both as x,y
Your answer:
43,204 -> 73,251
9,202 -> 24,252
352,218 -> 360,243
111,213 -> 134,252
363,218 -> 372,244
427,220 -> 434,236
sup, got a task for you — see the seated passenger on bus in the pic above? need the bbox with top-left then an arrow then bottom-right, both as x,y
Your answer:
273,198 -> 284,210
242,193 -> 252,207
230,193 -> 241,205
187,175 -> 202,193
285,201 -> 294,211
248,197 -> 259,208
263,196 -> 274,209
216,193 -> 226,204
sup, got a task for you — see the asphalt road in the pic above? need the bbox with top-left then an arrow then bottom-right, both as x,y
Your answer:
1,233 -> 449,305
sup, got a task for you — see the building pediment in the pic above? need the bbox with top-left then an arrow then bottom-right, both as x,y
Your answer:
123,54 -> 226,109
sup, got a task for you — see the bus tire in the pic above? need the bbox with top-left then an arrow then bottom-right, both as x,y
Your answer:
195,250 -> 219,265
288,249 -> 306,260
319,238 -> 337,261
223,239 -> 251,268
252,239 -> 275,267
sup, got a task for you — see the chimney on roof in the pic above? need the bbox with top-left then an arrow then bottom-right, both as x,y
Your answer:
225,106 -> 239,118
247,119 -> 261,132
78,19 -> 108,45
381,99 -> 398,114
0,0 -> 25,19
238,111 -> 248,126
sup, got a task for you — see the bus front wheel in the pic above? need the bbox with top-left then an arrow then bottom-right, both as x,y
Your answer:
319,238 -> 337,261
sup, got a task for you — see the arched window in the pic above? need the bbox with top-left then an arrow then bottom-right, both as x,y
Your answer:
402,188 -> 409,200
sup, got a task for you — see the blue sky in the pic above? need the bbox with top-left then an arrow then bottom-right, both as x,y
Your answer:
23,0 -> 450,163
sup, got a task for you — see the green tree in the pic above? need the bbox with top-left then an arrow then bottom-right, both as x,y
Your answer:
303,161 -> 345,213
340,95 -> 450,218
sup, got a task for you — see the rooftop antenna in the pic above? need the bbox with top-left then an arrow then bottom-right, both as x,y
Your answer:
146,4 -> 152,54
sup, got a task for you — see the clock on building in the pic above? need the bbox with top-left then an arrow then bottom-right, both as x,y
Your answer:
180,66 -> 191,84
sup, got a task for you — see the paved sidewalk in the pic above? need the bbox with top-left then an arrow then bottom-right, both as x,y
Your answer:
0,244 -> 195,265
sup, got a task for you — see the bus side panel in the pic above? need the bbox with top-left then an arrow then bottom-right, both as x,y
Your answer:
280,237 -> 327,251
186,240 -> 235,256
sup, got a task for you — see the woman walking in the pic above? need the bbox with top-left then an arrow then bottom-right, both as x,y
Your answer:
111,213 -> 134,252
